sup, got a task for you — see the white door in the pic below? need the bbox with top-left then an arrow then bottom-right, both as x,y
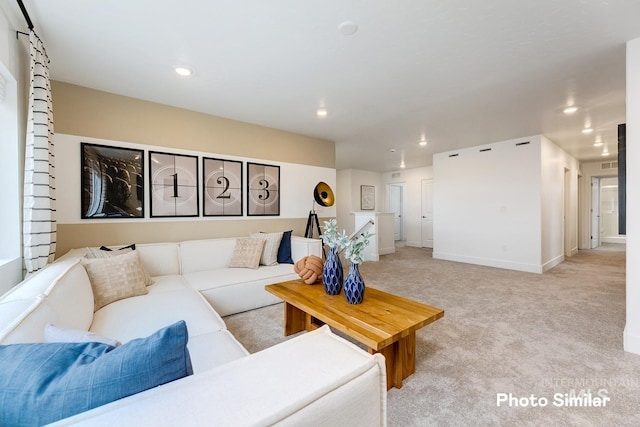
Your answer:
421,179 -> 433,248
591,177 -> 600,249
389,184 -> 403,240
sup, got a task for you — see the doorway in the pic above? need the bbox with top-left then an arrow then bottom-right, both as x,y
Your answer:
388,183 -> 405,243
421,179 -> 433,248
591,176 -> 625,248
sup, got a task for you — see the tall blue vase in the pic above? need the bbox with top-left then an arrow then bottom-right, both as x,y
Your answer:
322,246 -> 343,295
344,262 -> 365,304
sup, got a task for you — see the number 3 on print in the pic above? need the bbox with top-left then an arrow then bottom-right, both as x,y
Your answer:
247,162 -> 280,216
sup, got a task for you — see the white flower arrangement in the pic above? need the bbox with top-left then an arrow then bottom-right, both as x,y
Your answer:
344,231 -> 374,265
321,219 -> 349,249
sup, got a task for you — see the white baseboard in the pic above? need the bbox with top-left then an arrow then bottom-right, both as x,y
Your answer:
542,254 -> 564,272
378,246 -> 395,255
432,252 -> 543,274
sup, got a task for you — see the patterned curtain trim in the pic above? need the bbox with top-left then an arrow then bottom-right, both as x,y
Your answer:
23,30 -> 56,275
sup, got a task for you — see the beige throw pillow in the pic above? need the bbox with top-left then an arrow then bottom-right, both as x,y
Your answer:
85,246 -> 153,286
229,238 -> 265,269
250,232 -> 284,266
81,250 -> 149,311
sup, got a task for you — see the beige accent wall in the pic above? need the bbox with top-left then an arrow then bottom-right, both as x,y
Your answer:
52,82 -> 335,256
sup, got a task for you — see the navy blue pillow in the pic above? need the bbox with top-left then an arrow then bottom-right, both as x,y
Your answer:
0,321 -> 192,426
277,230 -> 294,264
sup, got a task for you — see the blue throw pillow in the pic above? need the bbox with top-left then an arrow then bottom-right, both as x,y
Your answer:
277,230 -> 294,264
0,320 -> 192,426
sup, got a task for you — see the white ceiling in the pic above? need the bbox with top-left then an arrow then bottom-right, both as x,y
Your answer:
12,0 -> 640,172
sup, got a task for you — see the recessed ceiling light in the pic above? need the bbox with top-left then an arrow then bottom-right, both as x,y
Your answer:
175,67 -> 192,77
316,108 -> 327,118
563,106 -> 578,114
419,141 -> 428,147
339,21 -> 358,36
601,151 -> 610,157
389,148 -> 396,153
582,128 -> 593,134
593,142 -> 604,147
400,161 -> 406,169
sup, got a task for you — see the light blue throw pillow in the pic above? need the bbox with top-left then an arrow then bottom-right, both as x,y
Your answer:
0,320 -> 192,426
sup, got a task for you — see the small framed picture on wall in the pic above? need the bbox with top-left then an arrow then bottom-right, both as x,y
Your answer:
149,151 -> 199,217
247,162 -> 280,216
361,185 -> 375,210
203,157 -> 243,216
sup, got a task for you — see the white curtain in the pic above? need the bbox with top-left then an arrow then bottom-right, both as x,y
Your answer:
23,30 -> 56,275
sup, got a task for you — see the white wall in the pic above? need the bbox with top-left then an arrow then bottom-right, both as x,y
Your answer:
624,37 -> 640,354
382,166 -> 433,247
335,169 -> 383,235
540,136 -> 580,269
433,136 -> 544,273
56,134 -> 336,224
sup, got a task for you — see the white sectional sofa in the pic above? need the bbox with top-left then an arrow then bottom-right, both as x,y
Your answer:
0,236 -> 387,426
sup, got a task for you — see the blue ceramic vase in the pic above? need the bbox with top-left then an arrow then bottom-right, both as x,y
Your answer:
344,262 -> 365,304
322,246 -> 343,295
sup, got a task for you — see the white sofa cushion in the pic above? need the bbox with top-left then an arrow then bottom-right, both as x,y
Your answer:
90,289 -> 226,342
179,238 -> 236,273
187,330 -> 249,373
0,263 -> 94,344
48,326 -> 386,427
135,243 -> 182,277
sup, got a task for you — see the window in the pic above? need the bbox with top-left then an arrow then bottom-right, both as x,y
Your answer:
0,60 -> 22,292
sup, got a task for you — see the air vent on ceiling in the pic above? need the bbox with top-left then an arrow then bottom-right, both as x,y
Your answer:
515,141 -> 530,147
601,161 -> 618,170
391,172 -> 401,179
449,153 -> 459,158
479,148 -> 491,152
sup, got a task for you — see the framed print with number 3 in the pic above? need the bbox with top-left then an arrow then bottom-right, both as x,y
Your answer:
247,162 -> 280,216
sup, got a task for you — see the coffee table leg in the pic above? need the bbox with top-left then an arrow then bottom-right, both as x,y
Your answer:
371,331 -> 417,390
283,302 -> 306,336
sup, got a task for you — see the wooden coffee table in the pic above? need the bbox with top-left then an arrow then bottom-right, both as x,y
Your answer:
265,280 -> 444,390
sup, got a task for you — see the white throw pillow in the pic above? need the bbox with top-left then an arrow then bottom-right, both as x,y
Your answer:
44,323 -> 121,347
250,232 -> 283,266
81,250 -> 149,311
229,238 -> 265,269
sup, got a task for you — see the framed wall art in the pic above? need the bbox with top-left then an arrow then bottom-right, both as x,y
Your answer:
203,157 -> 243,216
361,185 -> 375,210
149,151 -> 199,217
81,143 -> 144,218
247,162 -> 280,216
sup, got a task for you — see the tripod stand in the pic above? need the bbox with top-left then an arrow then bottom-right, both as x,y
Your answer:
304,210 -> 326,257
304,210 -> 322,239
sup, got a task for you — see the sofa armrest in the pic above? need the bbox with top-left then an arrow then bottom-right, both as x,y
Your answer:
50,325 -> 387,427
290,236 -> 322,262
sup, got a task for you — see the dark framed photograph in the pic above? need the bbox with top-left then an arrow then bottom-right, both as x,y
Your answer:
149,151 -> 199,217
203,157 -> 243,216
361,185 -> 375,210
81,143 -> 144,218
247,162 -> 280,216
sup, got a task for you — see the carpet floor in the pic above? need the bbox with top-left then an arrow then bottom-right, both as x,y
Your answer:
224,244 -> 640,426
